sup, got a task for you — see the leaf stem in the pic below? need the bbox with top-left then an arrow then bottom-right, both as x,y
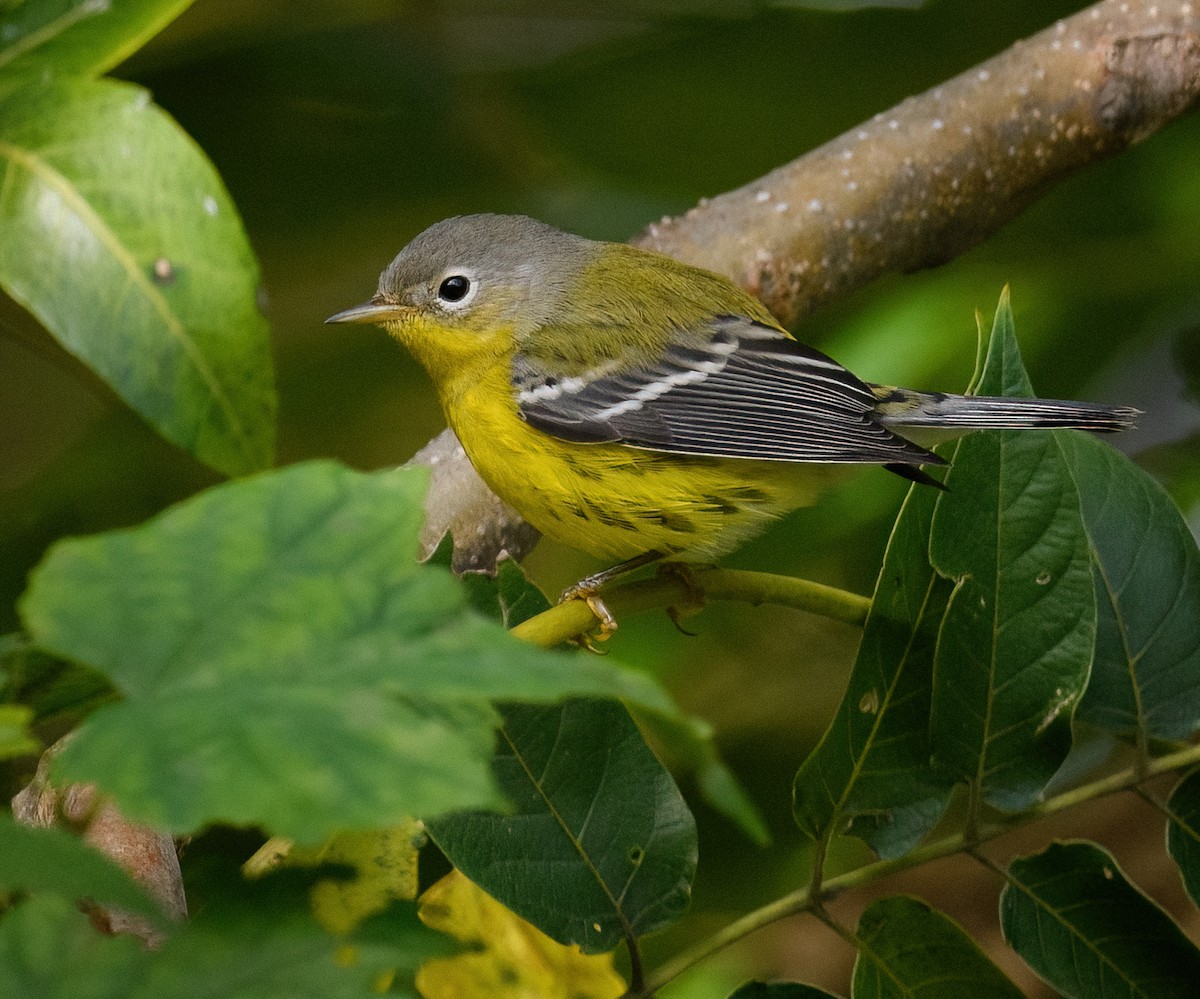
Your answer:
510,568 -> 870,647
625,935 -> 646,996
808,832 -> 830,903
634,740 -> 1200,996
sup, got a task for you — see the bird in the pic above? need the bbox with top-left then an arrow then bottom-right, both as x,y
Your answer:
328,214 -> 1137,624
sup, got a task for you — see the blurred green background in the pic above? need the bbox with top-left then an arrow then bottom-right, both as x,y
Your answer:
3,0 -> 1198,991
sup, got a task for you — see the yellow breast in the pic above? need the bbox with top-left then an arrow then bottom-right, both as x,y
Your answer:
388,312 -> 836,562
441,356 -> 829,562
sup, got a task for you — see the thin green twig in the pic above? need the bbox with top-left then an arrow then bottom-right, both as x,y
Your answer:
510,567 -> 870,647
634,740 -> 1200,996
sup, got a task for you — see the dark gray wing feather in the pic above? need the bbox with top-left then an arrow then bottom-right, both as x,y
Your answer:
514,316 -> 941,465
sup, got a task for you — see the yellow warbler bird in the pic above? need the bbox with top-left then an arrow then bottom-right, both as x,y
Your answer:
328,214 -> 1136,593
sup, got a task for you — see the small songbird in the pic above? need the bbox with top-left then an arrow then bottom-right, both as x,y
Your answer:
328,214 -> 1137,597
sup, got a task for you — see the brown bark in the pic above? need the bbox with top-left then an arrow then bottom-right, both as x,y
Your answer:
12,741 -> 187,945
633,0 -> 1200,328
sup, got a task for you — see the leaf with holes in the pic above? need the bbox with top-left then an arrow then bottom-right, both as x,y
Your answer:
427,698 -> 697,954
929,293 -> 1095,811
0,76 -> 274,476
1001,841 -> 1200,998
793,480 -> 954,859
853,896 -> 1021,998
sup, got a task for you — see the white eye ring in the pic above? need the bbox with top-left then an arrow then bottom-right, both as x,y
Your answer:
435,271 -> 478,309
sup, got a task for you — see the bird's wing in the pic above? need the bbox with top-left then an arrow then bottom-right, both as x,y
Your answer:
513,315 -> 940,465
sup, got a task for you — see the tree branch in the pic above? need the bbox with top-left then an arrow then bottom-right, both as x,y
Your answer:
508,568 -> 870,648
634,0 -> 1200,328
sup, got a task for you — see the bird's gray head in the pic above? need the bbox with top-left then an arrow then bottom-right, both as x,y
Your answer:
359,214 -> 598,335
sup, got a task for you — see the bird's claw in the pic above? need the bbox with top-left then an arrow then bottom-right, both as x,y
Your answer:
560,582 -> 618,648
558,550 -> 668,647
658,562 -> 708,634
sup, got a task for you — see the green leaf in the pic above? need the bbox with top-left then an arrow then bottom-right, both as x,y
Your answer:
0,0 -> 193,78
728,983 -> 843,998
853,895 -> 1022,998
0,76 -> 275,477
793,481 -> 954,858
19,462 -> 680,841
467,557 -> 770,844
460,557 -> 553,628
1166,769 -> 1200,908
1062,431 -> 1200,740
0,896 -> 146,999
0,815 -> 163,923
1001,840 -> 1200,998
427,698 -> 698,954
145,880 -> 446,999
929,294 -> 1095,811
0,885 -> 448,999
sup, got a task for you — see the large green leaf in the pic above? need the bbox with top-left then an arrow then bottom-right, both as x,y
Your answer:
1166,769 -> 1200,908
1063,432 -> 1200,739
793,481 -> 954,859
467,556 -> 769,845
0,0 -> 193,78
0,884 -> 447,999
0,76 -> 275,477
929,295 -> 1095,811
19,462 -> 679,841
428,698 -> 698,954
1001,841 -> 1200,998
0,897 -> 147,999
853,896 -> 1022,998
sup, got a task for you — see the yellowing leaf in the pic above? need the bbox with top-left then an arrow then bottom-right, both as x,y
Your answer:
306,824 -> 423,934
244,823 -> 423,934
416,870 -> 625,999
0,704 -> 38,761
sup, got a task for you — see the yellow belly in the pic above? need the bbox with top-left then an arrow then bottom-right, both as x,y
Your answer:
442,365 -> 839,562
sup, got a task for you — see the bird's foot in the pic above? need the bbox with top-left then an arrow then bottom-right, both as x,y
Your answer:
559,550 -> 666,646
658,562 -> 708,636
560,584 -> 618,648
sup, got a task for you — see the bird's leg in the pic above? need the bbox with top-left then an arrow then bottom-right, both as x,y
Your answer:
561,550 -> 666,640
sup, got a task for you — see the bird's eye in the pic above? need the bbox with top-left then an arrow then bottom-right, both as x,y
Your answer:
437,275 -> 472,304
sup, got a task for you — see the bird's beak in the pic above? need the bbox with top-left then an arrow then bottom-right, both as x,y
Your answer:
325,300 -> 411,325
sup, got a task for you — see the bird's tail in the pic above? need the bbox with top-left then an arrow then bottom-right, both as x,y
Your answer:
873,387 -> 1140,436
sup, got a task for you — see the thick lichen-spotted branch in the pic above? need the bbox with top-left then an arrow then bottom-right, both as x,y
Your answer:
634,0 -> 1200,328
